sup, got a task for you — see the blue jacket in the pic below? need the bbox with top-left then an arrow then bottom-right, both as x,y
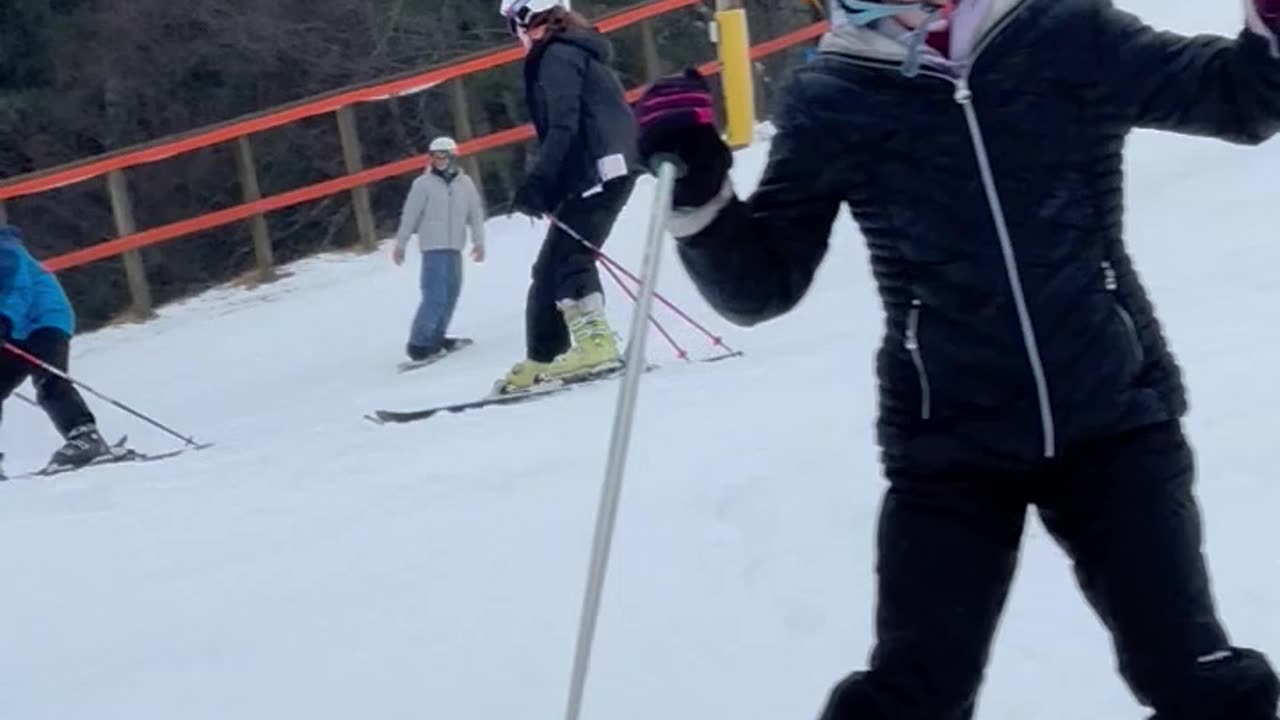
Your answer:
0,225 -> 75,340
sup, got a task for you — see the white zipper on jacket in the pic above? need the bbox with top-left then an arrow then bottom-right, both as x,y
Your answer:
949,0 -> 1055,458
954,74 -> 1055,458
905,298 -> 932,420
832,0 -> 1057,457
1102,260 -> 1143,364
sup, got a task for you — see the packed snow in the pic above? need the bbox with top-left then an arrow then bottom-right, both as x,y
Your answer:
2,3 -> 1278,718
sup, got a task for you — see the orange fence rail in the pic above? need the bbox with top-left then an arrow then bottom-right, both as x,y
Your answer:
25,10 -> 831,275
0,0 -> 703,204
751,18 -> 828,59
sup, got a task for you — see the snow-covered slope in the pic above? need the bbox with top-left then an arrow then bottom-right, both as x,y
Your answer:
2,4 -> 1278,718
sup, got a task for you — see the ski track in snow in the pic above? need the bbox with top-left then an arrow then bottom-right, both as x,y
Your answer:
2,4 -> 1279,717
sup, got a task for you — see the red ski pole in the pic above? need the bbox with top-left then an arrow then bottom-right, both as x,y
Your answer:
546,214 -> 740,356
2,343 -> 207,449
599,258 -> 688,361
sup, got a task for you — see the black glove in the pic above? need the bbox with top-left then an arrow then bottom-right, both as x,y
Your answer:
1257,0 -> 1280,30
634,68 -> 732,208
512,177 -> 551,219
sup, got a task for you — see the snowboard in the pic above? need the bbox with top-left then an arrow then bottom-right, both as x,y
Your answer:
396,338 -> 475,373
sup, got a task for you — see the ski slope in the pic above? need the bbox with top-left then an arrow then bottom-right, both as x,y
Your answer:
3,5 -> 1279,717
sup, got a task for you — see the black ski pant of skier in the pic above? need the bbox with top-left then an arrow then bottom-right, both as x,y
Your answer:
525,174 -> 636,363
821,420 -> 1278,720
0,327 -> 96,437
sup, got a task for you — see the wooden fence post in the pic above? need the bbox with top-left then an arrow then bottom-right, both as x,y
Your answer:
336,105 -> 378,252
233,136 -> 276,282
641,19 -> 663,82
448,77 -> 486,206
105,170 -> 154,320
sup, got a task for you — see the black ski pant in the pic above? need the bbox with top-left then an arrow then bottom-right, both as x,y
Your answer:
822,420 -> 1278,720
0,327 -> 96,438
525,175 -> 636,363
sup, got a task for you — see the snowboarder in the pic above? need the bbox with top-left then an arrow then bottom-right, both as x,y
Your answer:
0,224 -> 110,471
495,0 -> 641,394
392,136 -> 487,363
635,0 -> 1280,718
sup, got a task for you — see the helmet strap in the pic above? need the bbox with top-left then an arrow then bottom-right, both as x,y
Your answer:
835,0 -> 953,77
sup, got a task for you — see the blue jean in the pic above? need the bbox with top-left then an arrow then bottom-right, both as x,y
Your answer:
408,249 -> 462,357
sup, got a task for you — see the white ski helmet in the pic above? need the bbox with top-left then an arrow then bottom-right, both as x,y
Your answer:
499,0 -> 563,34
428,136 -> 458,154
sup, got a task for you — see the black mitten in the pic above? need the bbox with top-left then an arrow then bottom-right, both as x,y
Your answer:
634,68 -> 732,208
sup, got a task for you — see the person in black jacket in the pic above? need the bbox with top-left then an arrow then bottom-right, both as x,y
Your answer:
496,0 -> 641,394
635,0 -> 1280,717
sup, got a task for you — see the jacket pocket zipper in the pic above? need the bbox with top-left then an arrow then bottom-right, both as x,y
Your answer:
1101,261 -> 1143,365
905,299 -> 932,420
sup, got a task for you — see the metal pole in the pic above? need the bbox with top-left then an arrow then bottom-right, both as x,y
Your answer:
563,160 -> 678,720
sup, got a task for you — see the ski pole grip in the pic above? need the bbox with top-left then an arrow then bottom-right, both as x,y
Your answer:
648,152 -> 686,179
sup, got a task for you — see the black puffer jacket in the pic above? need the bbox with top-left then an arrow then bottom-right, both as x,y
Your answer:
674,0 -> 1280,471
523,28 -> 641,204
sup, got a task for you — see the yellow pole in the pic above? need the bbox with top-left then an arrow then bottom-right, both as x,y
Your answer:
714,6 -> 754,149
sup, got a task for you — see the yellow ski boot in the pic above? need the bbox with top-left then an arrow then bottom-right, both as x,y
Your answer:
494,359 -> 552,395
542,293 -> 623,383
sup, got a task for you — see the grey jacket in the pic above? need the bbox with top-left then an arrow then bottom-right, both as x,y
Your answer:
394,167 -> 486,254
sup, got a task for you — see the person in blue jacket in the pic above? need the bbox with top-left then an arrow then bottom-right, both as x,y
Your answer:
0,224 -> 109,471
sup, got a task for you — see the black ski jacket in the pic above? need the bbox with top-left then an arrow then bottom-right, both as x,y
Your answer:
673,0 -> 1280,471
523,28 -> 640,204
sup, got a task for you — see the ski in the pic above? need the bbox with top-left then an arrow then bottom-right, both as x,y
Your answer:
700,349 -> 744,364
396,338 -> 475,374
366,363 -> 658,425
366,383 -> 574,424
2,435 -> 196,481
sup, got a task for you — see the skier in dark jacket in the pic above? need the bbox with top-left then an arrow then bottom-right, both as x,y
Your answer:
0,224 -> 109,473
635,0 -> 1280,717
496,0 -> 641,394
